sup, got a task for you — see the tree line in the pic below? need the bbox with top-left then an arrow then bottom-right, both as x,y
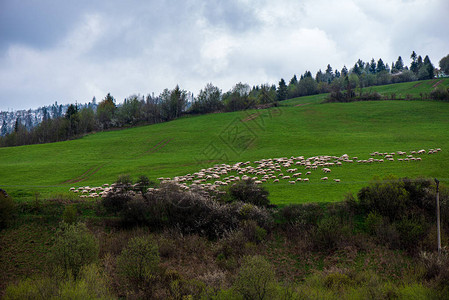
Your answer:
1,51 -> 448,147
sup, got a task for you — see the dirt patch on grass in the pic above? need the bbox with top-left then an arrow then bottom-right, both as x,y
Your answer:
62,164 -> 104,184
138,137 -> 173,158
241,112 -> 262,122
295,102 -> 311,107
432,79 -> 444,88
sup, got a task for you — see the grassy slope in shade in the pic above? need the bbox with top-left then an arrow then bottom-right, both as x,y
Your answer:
0,78 -> 448,204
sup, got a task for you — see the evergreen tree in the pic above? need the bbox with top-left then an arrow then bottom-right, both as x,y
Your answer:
395,56 -> 404,71
325,64 -> 334,83
277,78 -> 288,101
410,51 -> 419,73
315,69 -> 325,83
303,71 -> 313,78
417,55 -> 423,71
289,75 -> 298,86
352,62 -> 361,75
376,58 -> 386,73
422,55 -> 435,79
369,59 -> 377,74
335,69 -> 341,78
341,66 -> 348,77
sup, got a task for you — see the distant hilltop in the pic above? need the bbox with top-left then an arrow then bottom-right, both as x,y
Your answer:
0,101 -> 97,136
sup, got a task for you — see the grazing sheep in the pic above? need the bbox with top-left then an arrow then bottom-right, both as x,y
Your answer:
289,181 -> 296,184
303,178 -> 309,182
321,177 -> 328,181
333,179 -> 340,182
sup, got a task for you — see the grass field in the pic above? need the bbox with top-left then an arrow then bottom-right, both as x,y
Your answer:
1,78 -> 448,204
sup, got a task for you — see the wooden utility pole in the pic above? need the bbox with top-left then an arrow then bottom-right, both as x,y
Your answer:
435,178 -> 441,254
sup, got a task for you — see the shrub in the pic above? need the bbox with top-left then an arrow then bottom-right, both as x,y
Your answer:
394,216 -> 428,252
313,215 -> 351,251
226,179 -> 270,207
117,236 -> 160,289
357,177 -> 409,221
279,203 -> 324,228
135,175 -> 153,194
168,278 -> 207,299
0,191 -> 15,229
236,202 -> 273,230
115,174 -> 133,189
106,182 -> 273,239
121,195 -> 151,226
3,277 -> 57,300
233,255 -> 278,300
49,222 -> 99,279
240,220 -> 267,244
430,86 -> 449,101
62,204 -> 78,224
323,272 -> 354,290
4,263 -> 112,300
101,187 -> 134,215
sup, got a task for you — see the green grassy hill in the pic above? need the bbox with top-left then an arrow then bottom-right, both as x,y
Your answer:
1,78 -> 448,204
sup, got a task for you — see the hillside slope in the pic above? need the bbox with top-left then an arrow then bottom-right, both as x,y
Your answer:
0,79 -> 448,204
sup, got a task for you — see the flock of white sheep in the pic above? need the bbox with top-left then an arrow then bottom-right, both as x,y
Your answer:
69,147 -> 441,198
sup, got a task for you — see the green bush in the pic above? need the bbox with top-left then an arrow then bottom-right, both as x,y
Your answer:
101,188 -> 134,215
240,220 -> 267,244
313,215 -> 351,251
4,263 -> 111,300
121,195 -> 151,226
233,255 -> 278,300
0,192 -> 15,229
62,204 -> 78,224
4,277 -> 57,300
135,175 -> 154,194
108,182 -> 273,239
357,177 -> 409,221
117,235 -> 160,289
395,216 -> 428,252
226,179 -> 270,207
49,222 -> 99,279
279,203 -> 324,228
430,86 -> 449,101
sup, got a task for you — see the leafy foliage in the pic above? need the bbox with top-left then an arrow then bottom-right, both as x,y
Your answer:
117,236 -> 160,289
49,222 -> 99,279
233,255 -> 278,300
225,179 -> 270,207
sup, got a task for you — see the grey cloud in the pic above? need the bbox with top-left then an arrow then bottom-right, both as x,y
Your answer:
0,0 -> 96,51
1,0 -> 449,111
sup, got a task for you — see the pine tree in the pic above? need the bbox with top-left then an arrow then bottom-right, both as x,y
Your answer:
376,58 -> 386,73
395,56 -> 404,71
369,59 -> 377,74
277,79 -> 288,101
341,66 -> 348,77
289,75 -> 298,86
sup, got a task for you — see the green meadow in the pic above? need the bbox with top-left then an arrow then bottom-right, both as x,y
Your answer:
1,78 -> 448,204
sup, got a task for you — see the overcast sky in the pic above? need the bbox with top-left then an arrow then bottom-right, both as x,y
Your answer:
0,0 -> 448,111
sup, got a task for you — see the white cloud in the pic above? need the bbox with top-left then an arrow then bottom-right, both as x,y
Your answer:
0,0 -> 448,111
